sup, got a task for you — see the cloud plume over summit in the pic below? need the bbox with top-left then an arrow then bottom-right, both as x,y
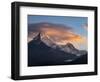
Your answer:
28,22 -> 87,50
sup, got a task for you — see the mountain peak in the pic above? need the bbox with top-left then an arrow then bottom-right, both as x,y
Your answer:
33,32 -> 42,41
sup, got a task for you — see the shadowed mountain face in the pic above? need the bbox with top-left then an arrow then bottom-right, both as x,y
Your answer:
28,33 -> 87,66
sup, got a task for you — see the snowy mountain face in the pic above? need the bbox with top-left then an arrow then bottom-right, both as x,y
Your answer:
58,43 -> 87,56
32,33 -> 87,57
32,32 -> 59,48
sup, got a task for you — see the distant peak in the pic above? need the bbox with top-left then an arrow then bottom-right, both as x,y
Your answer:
66,42 -> 76,49
66,42 -> 73,46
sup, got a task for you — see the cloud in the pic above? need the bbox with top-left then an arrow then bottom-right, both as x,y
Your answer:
41,27 -> 85,44
82,23 -> 88,30
28,22 -> 72,33
28,22 -> 87,49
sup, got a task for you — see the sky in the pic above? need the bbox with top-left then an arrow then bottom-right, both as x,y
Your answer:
28,15 -> 88,50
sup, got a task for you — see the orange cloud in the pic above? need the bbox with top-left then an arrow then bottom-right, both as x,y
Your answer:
40,27 -> 86,46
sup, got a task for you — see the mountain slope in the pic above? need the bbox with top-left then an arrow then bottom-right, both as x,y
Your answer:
58,43 -> 87,56
28,33 -> 87,66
